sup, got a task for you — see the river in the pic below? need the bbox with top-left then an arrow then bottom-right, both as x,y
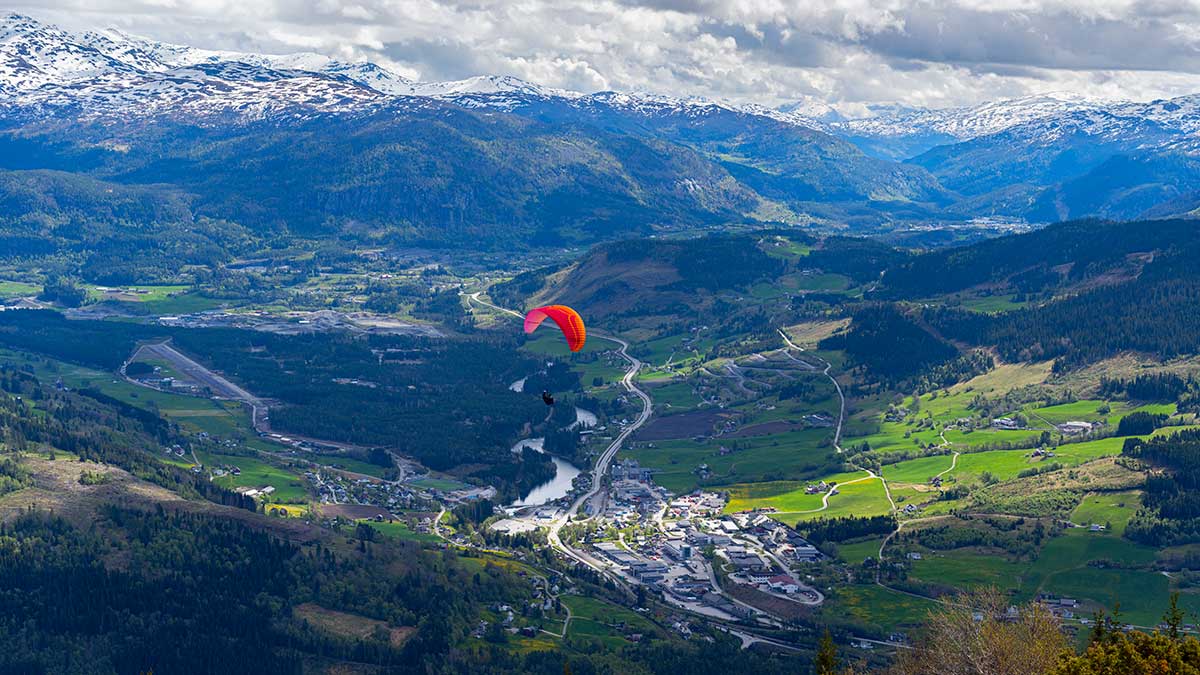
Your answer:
506,437 -> 583,508
570,406 -> 597,429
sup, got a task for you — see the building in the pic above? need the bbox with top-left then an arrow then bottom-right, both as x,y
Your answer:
1059,421 -> 1095,435
728,553 -> 767,572
663,542 -> 692,560
792,544 -> 823,562
992,417 -> 1023,430
767,575 -> 801,594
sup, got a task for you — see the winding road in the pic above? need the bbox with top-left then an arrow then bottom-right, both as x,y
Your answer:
778,329 -> 844,451
464,292 -> 653,576
778,328 -> 897,513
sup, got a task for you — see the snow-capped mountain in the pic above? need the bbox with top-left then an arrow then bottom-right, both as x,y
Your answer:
816,92 -> 1200,160
13,10 -> 1191,152
0,13 -> 844,128
840,93 -> 1111,141
0,13 -> 568,118
3,11 -> 1200,232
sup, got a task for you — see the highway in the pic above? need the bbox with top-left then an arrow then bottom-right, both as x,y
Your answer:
464,292 -> 653,575
466,295 -> 863,651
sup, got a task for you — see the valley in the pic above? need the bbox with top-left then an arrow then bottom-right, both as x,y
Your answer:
2,9 -> 1200,675
5,202 -> 1200,674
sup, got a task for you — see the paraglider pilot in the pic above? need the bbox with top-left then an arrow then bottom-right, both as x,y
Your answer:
541,390 -> 555,406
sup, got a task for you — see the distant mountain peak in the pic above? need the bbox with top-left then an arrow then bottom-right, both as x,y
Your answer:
776,97 -> 846,124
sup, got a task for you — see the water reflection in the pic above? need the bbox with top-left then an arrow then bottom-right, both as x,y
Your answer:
507,438 -> 582,507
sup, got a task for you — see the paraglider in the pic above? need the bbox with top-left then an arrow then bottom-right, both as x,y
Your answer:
541,390 -> 555,406
524,305 -> 586,352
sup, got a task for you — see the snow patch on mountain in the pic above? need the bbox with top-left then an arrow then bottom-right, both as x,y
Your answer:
2,10 -> 1199,158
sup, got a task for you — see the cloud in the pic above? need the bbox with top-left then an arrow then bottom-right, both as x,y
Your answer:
12,0 -> 1200,109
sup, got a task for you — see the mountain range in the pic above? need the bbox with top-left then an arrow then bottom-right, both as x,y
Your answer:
2,12 -> 1199,253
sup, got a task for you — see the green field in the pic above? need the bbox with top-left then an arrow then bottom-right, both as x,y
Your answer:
762,238 -> 812,259
723,470 -> 892,524
883,436 -> 1128,486
1025,400 -> 1176,427
359,519 -> 441,543
575,359 -> 629,391
646,381 -> 704,410
909,548 -> 1029,589
633,334 -> 690,366
825,584 -> 937,633
907,525 -> 1190,626
790,476 -> 892,523
195,450 -> 309,503
880,454 -> 956,484
725,479 -> 835,513
954,294 -> 1027,313
837,537 -> 886,564
624,428 -> 836,494
306,454 -> 391,478
411,477 -> 469,491
521,330 -> 614,357
84,284 -> 229,315
0,279 -> 39,299
1071,490 -> 1142,535
560,595 -> 657,647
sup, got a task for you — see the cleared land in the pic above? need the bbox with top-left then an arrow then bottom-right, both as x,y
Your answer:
294,603 -> 415,647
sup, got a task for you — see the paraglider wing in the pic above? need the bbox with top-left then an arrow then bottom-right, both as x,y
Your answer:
524,305 -> 586,352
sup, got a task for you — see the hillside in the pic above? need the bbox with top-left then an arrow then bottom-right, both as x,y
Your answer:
4,12 -> 1200,263
0,13 -> 957,255
494,232 -> 904,323
879,218 -> 1200,298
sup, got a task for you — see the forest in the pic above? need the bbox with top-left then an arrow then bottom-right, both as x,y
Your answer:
819,304 -> 958,382
0,505 -> 550,674
0,503 -> 804,674
1123,430 -> 1200,546
0,364 -> 254,511
0,311 -> 559,495
878,218 -> 1200,298
927,274 -> 1200,371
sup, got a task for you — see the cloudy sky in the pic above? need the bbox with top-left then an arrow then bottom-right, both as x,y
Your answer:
13,0 -> 1200,111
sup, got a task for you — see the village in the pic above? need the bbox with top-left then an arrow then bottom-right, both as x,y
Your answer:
490,458 -> 830,623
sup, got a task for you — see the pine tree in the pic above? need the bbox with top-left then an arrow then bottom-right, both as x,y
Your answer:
814,629 -> 838,675
1163,592 -> 1185,641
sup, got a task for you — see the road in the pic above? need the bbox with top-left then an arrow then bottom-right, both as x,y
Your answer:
466,297 -> 832,649
718,626 -> 803,651
778,329 -> 897,514
778,329 -> 844,451
934,451 -> 960,479
464,292 -> 653,577
129,340 -> 263,409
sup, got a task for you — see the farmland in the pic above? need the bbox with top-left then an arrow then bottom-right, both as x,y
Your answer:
622,428 -> 837,494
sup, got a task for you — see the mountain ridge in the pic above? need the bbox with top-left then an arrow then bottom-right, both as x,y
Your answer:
2,12 -> 1200,247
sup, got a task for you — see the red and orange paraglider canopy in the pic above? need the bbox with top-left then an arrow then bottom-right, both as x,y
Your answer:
524,305 -> 586,352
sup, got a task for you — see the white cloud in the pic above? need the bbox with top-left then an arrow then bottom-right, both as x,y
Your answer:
12,0 -> 1200,108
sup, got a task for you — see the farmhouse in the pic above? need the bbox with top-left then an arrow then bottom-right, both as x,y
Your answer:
1058,421 -> 1094,435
